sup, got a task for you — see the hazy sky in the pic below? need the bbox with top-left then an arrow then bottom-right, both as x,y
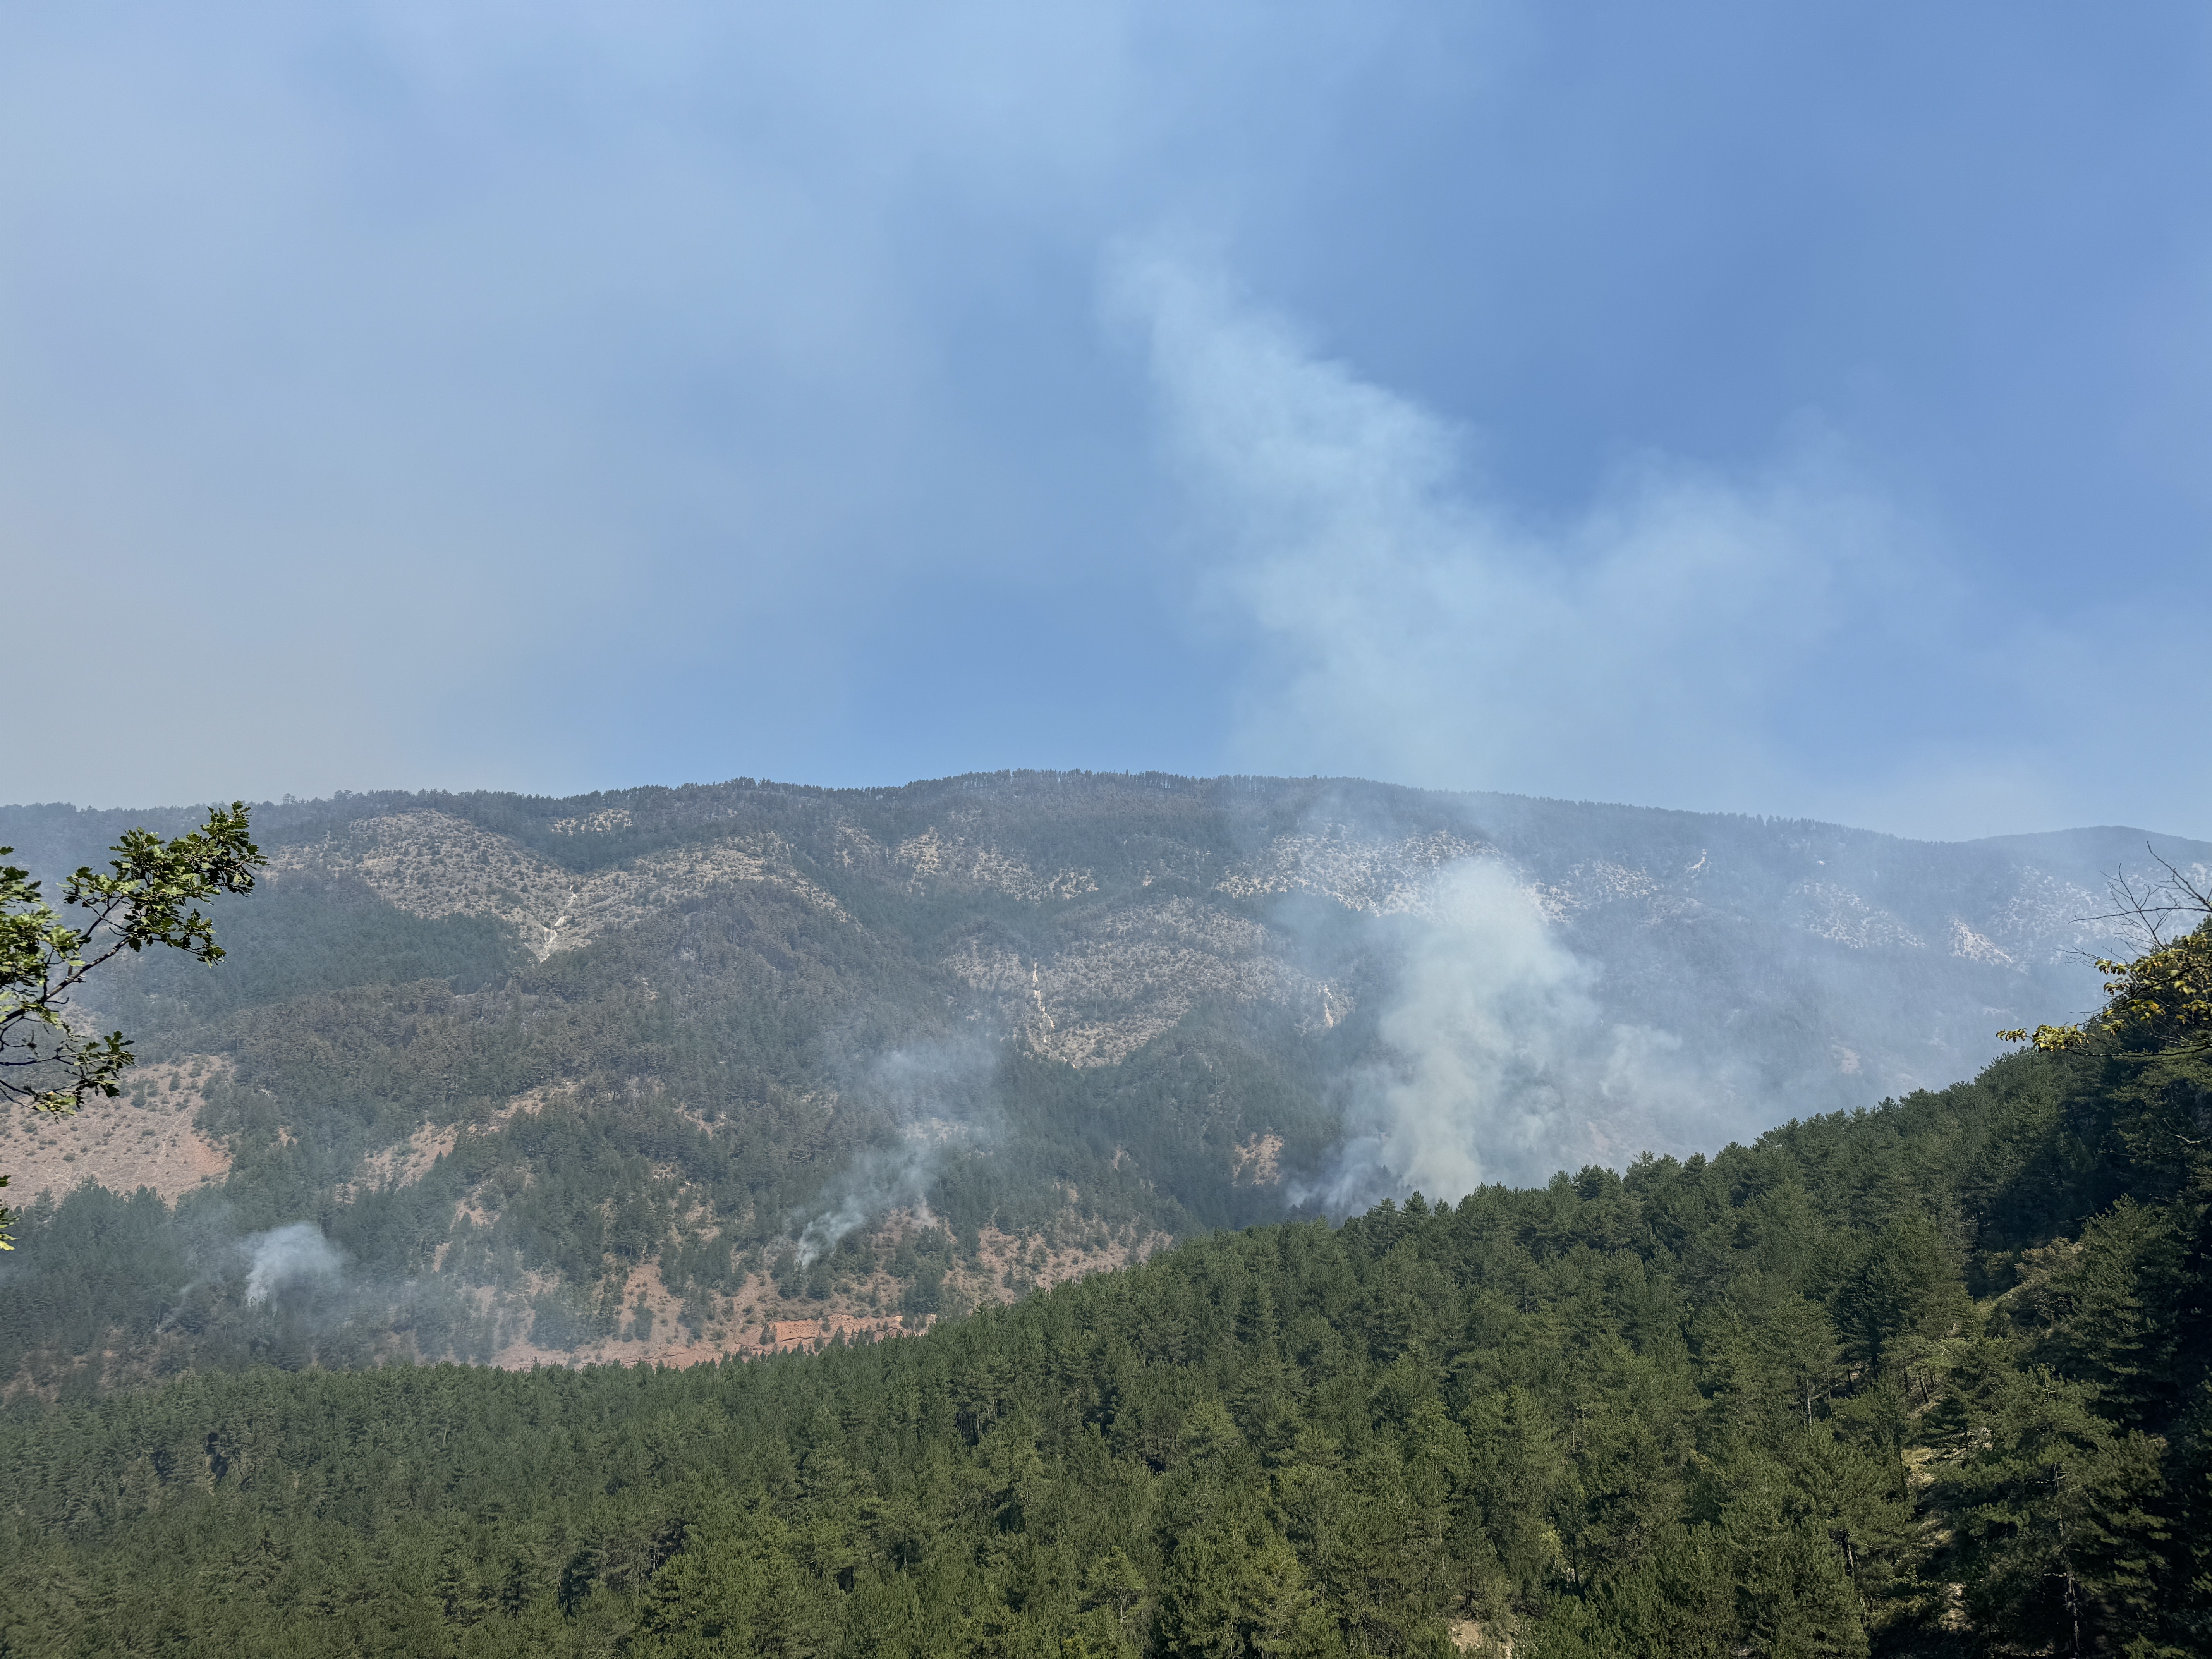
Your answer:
7,2 -> 2209,838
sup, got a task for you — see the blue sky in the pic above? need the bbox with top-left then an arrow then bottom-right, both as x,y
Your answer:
5,1 -> 2208,839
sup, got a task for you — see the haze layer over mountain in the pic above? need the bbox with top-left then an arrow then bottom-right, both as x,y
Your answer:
2,772 -> 2198,1383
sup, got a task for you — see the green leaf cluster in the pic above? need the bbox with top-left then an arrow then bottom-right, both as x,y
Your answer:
0,804 -> 262,1244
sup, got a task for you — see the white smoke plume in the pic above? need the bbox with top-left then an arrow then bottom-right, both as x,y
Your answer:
1304,856 -> 1736,1210
792,1134 -> 948,1268
1116,251 -> 1920,822
792,1034 -> 998,1266
1116,253 -> 1863,1199
242,1222 -> 346,1306
151,1216 -> 349,1329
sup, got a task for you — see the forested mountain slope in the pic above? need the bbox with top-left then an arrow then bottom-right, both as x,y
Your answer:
5,1019 -> 2208,1656
0,773 -> 2200,1385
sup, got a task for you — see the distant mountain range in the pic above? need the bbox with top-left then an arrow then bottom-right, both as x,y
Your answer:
1,772 -> 2202,1386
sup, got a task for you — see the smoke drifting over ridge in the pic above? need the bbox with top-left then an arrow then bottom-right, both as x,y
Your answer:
1125,259 -> 1896,1201
1123,254 -> 1948,826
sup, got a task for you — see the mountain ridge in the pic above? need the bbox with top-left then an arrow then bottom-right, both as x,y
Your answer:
2,771 -> 2204,1382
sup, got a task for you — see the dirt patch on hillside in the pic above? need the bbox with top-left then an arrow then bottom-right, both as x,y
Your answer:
1449,1618 -> 1511,1655
969,1216 -> 1168,1301
1231,1133 -> 1283,1185
474,1261 -> 927,1372
350,1086 -> 566,1199
464,1204 -> 1165,1373
352,1121 -> 461,1192
0,1058 -> 232,1204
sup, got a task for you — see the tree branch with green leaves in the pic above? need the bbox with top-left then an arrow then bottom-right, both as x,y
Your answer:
0,802 -> 263,1246
2000,849 -> 2212,1063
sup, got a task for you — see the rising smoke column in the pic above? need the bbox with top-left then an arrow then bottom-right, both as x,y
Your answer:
1313,857 -> 1595,1206
242,1222 -> 346,1305
1116,251 -> 1843,1194
1306,855 -> 1729,1209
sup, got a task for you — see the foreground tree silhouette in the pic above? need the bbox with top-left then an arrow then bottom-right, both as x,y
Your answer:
2001,851 -> 2212,1063
0,802 -> 263,1245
